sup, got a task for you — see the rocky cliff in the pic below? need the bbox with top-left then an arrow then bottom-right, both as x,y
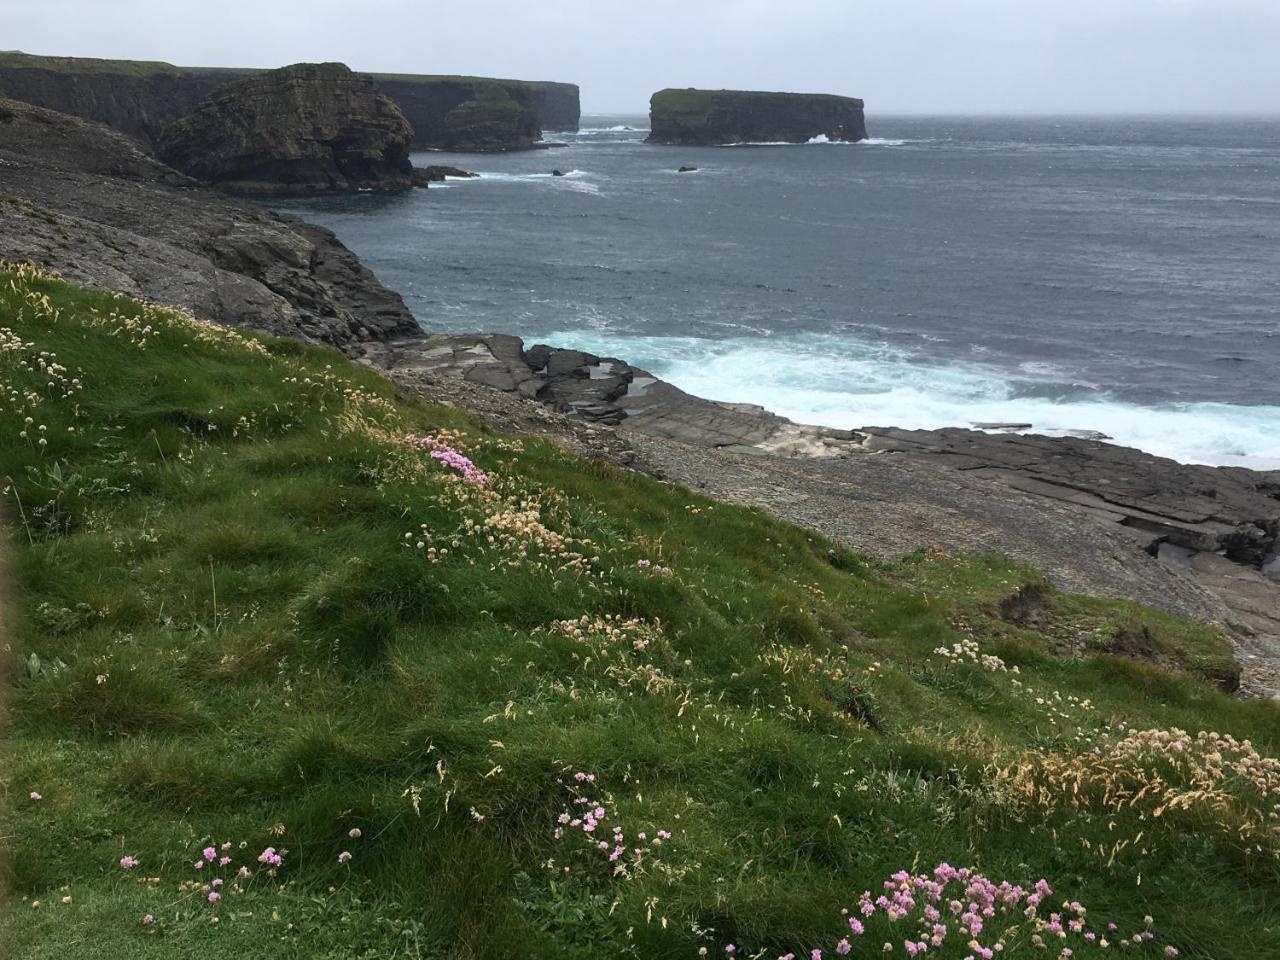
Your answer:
0,96 -> 418,348
647,88 -> 867,145
157,63 -> 414,192
530,81 -> 581,132
0,52 -> 580,151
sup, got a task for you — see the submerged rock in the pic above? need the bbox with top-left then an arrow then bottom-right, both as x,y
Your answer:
156,62 -> 413,193
677,165 -> 699,172
648,88 -> 867,146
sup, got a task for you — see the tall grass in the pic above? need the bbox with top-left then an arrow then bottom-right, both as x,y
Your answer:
1,264 -> 1277,959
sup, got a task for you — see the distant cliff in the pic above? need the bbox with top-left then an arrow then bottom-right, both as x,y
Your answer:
0,51 -> 580,151
647,88 -> 867,145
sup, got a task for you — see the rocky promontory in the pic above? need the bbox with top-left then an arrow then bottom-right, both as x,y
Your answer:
157,62 -> 414,193
0,51 -> 579,152
0,96 -> 417,347
647,88 -> 867,145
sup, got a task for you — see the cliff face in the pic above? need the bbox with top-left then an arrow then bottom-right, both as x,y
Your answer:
0,52 -> 580,151
647,88 -> 867,145
0,52 -> 250,147
157,63 -> 414,192
0,96 -> 419,347
531,81 -> 581,132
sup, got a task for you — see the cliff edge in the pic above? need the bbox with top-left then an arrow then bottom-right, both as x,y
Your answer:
647,88 -> 867,145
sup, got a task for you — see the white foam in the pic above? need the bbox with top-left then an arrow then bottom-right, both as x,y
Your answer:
522,330 -> 1280,469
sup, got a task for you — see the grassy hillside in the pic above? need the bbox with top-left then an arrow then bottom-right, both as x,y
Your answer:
1,262 -> 1277,960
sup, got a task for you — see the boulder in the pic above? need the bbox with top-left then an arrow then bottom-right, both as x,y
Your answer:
156,62 -> 413,193
678,165 -> 699,173
648,88 -> 867,146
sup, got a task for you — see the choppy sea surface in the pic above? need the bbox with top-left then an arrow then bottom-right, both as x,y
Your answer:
272,115 -> 1280,468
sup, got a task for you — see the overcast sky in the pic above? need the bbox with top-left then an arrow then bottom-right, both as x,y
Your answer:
6,0 -> 1279,114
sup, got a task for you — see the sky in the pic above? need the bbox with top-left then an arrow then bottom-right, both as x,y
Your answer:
5,0 -> 1279,115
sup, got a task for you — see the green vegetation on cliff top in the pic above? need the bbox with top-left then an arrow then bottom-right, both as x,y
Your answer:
1,264 -> 1277,959
0,51 -> 575,90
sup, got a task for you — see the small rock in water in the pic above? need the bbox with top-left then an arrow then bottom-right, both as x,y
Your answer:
678,165 -> 698,173
552,169 -> 566,177
971,421 -> 1033,431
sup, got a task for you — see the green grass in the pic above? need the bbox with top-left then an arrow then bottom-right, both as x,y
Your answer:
1,265 -> 1278,959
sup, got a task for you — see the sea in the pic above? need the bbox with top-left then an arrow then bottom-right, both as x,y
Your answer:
271,115 -> 1280,469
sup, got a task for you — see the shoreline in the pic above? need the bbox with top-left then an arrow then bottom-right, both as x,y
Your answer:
1,93 -> 1277,696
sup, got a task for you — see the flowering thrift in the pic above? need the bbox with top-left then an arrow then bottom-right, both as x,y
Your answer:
406,434 -> 490,485
704,863 -> 1178,959
550,772 -> 676,879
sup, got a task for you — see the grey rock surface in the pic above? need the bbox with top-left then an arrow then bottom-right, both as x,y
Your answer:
0,97 -> 418,348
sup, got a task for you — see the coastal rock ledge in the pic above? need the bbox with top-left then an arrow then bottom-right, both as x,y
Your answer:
647,88 -> 867,145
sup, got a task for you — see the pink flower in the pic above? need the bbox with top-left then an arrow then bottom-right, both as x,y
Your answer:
194,861 -> 204,870
218,856 -> 231,866
207,891 -> 220,904
338,851 -> 352,864
849,918 -> 865,936
119,856 -> 138,870
811,950 -> 823,960
837,939 -> 852,955
28,792 -> 42,801
202,846 -> 217,861
212,878 -> 223,888
141,914 -> 155,925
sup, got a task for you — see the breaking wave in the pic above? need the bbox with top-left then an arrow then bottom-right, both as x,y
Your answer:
522,330 -> 1280,468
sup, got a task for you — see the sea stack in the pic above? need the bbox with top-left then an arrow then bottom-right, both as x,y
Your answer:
647,88 -> 867,145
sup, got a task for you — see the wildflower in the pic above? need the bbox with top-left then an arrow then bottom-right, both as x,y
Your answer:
61,896 -> 72,904
212,878 -> 223,887
194,861 -> 205,870
348,828 -> 362,839
218,856 -> 231,866
1164,949 -> 1179,958
837,939 -> 852,955
338,851 -> 352,864
207,891 -> 220,903
142,915 -> 155,925
29,792 -> 41,801
119,856 -> 138,870
203,847 -> 217,861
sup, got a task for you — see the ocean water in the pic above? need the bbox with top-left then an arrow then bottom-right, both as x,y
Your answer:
272,115 -> 1280,468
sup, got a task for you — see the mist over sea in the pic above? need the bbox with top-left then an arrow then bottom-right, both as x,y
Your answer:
273,115 -> 1280,468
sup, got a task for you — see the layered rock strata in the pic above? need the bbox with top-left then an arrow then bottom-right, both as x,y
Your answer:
648,88 -> 867,145
0,51 -> 579,151
156,63 -> 414,192
0,97 -> 417,347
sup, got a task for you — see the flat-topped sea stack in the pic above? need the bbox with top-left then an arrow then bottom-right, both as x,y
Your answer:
156,62 -> 414,193
647,88 -> 867,145
0,51 -> 579,151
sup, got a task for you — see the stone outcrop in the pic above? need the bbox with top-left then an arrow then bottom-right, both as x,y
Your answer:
647,88 -> 867,145
155,63 -> 413,193
0,51 -> 579,151
0,96 -> 418,348
369,75 -> 577,151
